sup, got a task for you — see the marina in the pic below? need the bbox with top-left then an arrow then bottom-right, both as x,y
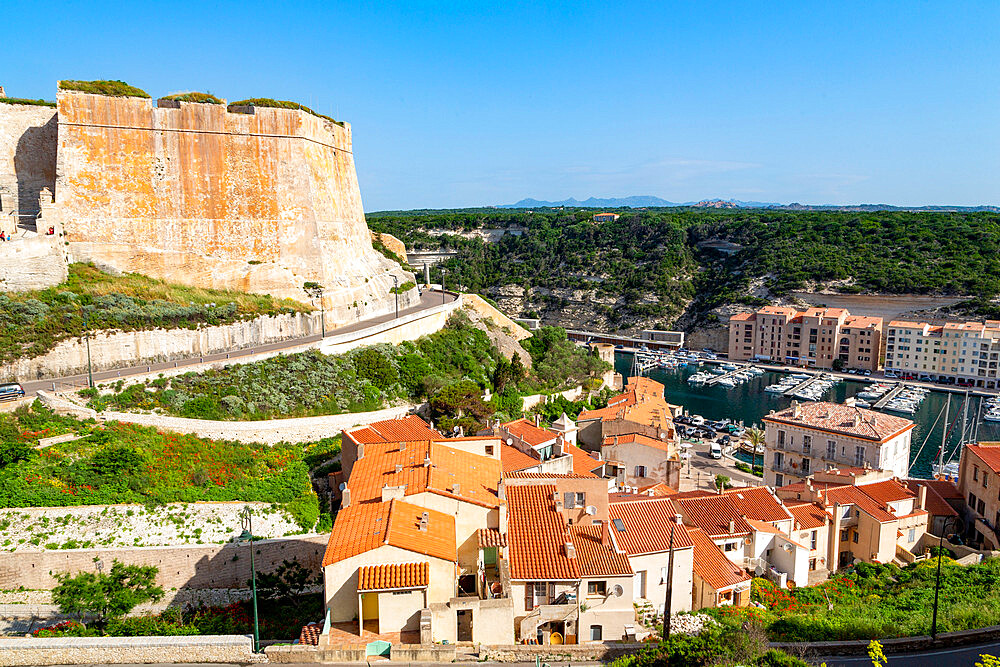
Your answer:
614,353 -> 1000,478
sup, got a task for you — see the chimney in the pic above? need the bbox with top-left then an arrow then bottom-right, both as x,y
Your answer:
395,464 -> 404,474
674,513 -> 683,525
917,484 -> 927,511
600,520 -> 613,548
341,487 -> 351,508
728,520 -> 735,534
553,441 -> 564,457
792,400 -> 801,418
357,442 -> 365,460
399,442 -> 406,452
418,511 -> 429,531
423,455 -> 432,467
614,435 -> 619,446
564,541 -> 576,559
534,414 -> 541,428
451,483 -> 461,495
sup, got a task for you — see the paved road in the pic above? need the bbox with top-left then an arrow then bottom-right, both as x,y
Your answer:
19,290 -> 458,396
817,639 -> 1000,666
678,436 -> 762,491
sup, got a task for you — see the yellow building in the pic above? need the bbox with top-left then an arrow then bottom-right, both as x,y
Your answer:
885,320 -> 1000,387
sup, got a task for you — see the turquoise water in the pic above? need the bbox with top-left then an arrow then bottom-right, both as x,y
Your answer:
614,354 -> 1000,479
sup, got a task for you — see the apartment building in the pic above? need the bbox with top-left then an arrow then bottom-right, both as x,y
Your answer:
884,320 -> 1000,388
761,401 -> 914,487
958,442 -> 1000,549
728,306 -> 882,371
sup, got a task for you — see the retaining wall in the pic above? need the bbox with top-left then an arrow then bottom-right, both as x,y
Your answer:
1,311 -> 323,383
0,534 -> 328,592
0,232 -> 67,292
0,634 -> 258,666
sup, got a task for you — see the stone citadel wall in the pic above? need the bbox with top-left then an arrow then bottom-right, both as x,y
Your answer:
0,102 -> 56,221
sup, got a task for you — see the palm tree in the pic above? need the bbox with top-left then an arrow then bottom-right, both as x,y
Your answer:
746,426 -> 765,478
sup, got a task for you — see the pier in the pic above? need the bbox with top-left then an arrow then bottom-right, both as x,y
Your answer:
704,367 -> 746,386
872,382 -> 906,409
783,373 -> 823,397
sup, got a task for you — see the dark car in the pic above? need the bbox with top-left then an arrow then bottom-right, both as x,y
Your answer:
0,383 -> 25,401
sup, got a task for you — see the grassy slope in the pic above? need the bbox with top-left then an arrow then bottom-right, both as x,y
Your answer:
0,263 -> 309,364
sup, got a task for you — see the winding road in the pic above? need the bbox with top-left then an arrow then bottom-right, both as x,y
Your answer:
19,290 -> 458,397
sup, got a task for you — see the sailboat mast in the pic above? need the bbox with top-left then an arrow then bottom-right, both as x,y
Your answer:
939,394 -> 950,475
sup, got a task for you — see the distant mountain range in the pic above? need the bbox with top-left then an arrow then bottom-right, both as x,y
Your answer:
499,196 -> 998,212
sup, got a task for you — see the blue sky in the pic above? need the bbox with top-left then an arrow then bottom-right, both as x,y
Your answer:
3,1 -> 998,210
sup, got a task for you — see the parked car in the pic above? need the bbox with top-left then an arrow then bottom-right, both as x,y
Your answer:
863,370 -> 872,377
846,369 -> 857,374
885,371 -> 898,379
0,383 -> 25,401
710,442 -> 723,459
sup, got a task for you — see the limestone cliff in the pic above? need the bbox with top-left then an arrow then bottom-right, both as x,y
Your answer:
3,88 -> 414,323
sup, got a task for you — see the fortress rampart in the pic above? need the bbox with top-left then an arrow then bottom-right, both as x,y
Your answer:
0,87 -> 416,324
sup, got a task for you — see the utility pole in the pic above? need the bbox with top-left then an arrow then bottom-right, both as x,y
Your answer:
440,267 -> 447,305
392,275 -> 399,318
81,310 -> 94,388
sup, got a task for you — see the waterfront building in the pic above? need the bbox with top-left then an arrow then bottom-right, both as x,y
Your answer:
761,401 -> 914,487
592,212 -> 620,222
957,442 -> 1000,549
884,319 -> 1000,388
728,307 -> 882,371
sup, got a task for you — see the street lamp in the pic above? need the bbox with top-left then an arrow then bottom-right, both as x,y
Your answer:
238,507 -> 260,653
440,267 -> 447,305
662,513 -> 681,642
78,307 -> 94,389
931,515 -> 964,641
391,275 -> 399,319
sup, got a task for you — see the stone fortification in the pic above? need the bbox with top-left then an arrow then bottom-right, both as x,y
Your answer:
54,90 -> 416,321
0,101 -> 56,220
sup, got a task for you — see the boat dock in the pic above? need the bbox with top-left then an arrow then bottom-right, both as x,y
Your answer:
704,367 -> 746,386
782,374 -> 822,397
872,382 -> 906,409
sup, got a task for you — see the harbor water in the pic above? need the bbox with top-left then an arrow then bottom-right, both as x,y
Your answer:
615,354 -> 1000,478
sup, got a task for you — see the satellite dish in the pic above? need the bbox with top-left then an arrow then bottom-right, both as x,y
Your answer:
506,438 -> 513,445
612,584 -> 624,598
453,425 -> 461,433
338,482 -> 346,491
754,565 -> 765,577
660,432 -> 667,440
585,505 -> 597,516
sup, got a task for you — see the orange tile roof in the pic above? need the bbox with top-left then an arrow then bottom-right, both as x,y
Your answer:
966,443 -> 1000,474
478,528 -> 507,548
609,498 -> 694,555
687,527 -> 752,591
844,316 -> 883,328
568,524 -> 633,576
637,482 -> 677,496
912,478 -> 963,500
502,418 -> 557,447
563,442 -> 601,477
603,432 -> 675,453
347,440 -> 501,508
344,415 -> 442,444
763,401 -> 914,443
730,312 -> 756,322
507,484 -> 580,580
785,501 -> 828,530
724,486 -> 792,523
857,479 -> 916,505
677,494 -> 752,538
500,443 -> 540,473
578,377 -> 677,431
357,562 -> 429,591
822,485 -> 896,523
323,499 -> 457,566
504,471 -> 596,479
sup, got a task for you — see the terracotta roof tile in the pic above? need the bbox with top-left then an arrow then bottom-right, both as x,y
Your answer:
678,494 -> 752,538
344,415 -> 442,444
603,432 -> 676,453
785,501 -> 828,530
500,443 -> 540,473
578,377 -> 678,430
904,480 -> 958,517
609,498 -> 694,555
858,479 -> 916,505
357,562 -> 429,591
563,442 -> 601,477
478,528 -> 507,548
916,478 -> 963,500
504,471 -> 596,479
501,418 -> 557,447
723,486 -> 792,523
568,524 -> 633,576
763,401 -> 914,443
687,526 -> 752,591
966,443 -> 1000,474
322,499 -> 457,566
506,484 -> 580,580
822,485 -> 896,523
347,440 -> 501,508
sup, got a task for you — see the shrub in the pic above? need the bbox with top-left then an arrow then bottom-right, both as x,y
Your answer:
228,98 -> 341,124
0,97 -> 56,107
59,80 -> 150,98
160,92 -> 223,104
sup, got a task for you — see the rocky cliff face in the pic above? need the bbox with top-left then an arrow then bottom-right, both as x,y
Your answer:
45,90 -> 415,322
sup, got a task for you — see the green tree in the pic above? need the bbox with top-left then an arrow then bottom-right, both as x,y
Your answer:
255,558 -> 322,610
52,560 -> 164,633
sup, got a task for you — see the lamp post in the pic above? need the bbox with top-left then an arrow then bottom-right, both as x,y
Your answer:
440,267 -> 447,304
662,513 -> 680,642
80,308 -> 94,389
238,507 -> 260,653
391,275 -> 399,319
931,515 -> 963,641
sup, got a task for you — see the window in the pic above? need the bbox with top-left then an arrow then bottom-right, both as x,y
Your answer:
485,445 -> 494,456
575,492 -> 586,506
974,466 -> 980,482
970,492 -> 977,508
724,542 -> 737,552
809,558 -> 817,571
810,531 -> 818,550
985,473 -> 989,489
979,499 -> 986,515
827,440 -> 837,459
854,445 -> 866,467
590,625 -> 603,641
908,528 -> 916,543
777,430 -> 786,447
660,566 -> 668,583
635,465 -> 647,478
774,452 -> 784,468
841,528 -> 849,542
775,473 -> 784,487
802,435 -> 811,454
801,458 -> 811,475
852,530 -> 859,544
587,581 -> 607,596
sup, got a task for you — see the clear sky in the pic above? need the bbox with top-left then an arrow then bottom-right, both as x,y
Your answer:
3,1 -> 998,210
